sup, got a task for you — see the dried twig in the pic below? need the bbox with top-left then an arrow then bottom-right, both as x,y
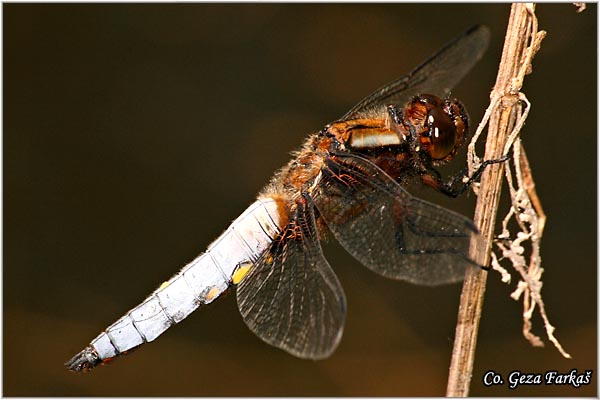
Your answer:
468,2 -> 570,362
494,138 -> 571,359
573,3 -> 586,13
446,4 -> 547,396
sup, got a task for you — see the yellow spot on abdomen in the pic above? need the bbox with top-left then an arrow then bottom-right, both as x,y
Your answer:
204,286 -> 220,302
159,281 -> 170,290
232,262 -> 253,285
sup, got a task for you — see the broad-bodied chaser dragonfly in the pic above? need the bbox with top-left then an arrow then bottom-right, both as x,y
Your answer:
67,25 -> 491,371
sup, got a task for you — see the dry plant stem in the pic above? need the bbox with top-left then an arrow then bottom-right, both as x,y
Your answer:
446,4 -> 540,396
518,144 -> 546,234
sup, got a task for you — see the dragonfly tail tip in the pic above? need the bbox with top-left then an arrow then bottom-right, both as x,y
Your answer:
65,346 -> 100,373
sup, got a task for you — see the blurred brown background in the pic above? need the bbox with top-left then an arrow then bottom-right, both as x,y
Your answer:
4,3 -> 596,396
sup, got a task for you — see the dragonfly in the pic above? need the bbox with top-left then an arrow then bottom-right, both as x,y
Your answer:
67,25 -> 491,372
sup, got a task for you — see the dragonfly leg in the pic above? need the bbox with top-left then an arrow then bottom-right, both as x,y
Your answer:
422,154 -> 510,198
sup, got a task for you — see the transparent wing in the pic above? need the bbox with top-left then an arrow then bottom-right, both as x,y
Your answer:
312,153 -> 484,286
340,25 -> 490,121
236,196 -> 346,359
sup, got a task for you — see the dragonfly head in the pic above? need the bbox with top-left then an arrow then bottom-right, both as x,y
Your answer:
403,94 -> 469,163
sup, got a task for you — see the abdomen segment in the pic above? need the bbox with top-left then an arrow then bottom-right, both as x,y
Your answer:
66,197 -> 282,372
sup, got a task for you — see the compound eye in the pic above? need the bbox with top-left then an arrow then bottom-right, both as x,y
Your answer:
424,106 -> 457,160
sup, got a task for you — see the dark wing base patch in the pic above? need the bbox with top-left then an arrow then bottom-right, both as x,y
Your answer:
313,153 -> 483,286
236,196 -> 346,360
